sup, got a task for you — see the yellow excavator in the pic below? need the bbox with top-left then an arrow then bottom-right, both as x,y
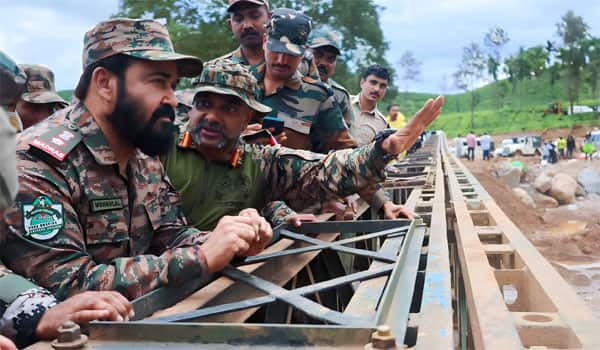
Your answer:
543,101 -> 568,116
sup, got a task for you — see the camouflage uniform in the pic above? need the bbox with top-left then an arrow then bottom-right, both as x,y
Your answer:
0,18 -> 207,301
304,28 -> 356,130
0,50 -> 26,132
164,60 -> 389,230
253,9 -> 356,153
0,108 -> 17,209
350,94 -> 389,146
19,64 -> 68,107
1,56 -> 56,349
0,264 -> 56,348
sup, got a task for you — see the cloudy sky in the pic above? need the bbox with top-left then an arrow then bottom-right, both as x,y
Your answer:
2,0 -> 600,93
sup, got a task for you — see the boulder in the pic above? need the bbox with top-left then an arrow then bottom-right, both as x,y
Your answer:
549,173 -> 578,204
533,193 -> 559,208
513,188 -> 536,208
578,167 -> 600,195
494,161 -> 522,188
534,172 -> 553,194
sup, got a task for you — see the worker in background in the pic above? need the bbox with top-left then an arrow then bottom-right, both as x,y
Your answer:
466,131 -> 476,161
386,104 -> 406,130
480,132 -> 491,161
556,136 -> 566,160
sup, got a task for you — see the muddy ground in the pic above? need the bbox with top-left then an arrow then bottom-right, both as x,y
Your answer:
454,127 -> 600,317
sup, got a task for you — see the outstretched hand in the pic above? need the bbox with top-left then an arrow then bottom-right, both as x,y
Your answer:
381,96 -> 444,155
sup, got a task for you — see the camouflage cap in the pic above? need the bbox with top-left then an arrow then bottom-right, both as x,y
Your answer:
192,60 -> 271,114
19,64 -> 68,107
227,0 -> 270,12
266,8 -> 311,57
308,28 -> 341,55
82,18 -> 203,77
0,50 -> 26,105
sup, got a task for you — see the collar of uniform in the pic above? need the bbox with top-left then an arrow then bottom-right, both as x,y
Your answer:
254,63 -> 303,94
351,94 -> 383,118
230,47 -> 250,65
69,102 -> 119,165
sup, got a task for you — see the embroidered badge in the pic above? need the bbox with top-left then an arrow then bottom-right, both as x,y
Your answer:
22,195 -> 64,240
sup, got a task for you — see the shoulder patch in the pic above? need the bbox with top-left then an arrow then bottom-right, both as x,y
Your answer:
22,195 -> 64,241
29,124 -> 82,161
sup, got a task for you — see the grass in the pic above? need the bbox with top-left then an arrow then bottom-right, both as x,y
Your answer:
394,70 -> 600,137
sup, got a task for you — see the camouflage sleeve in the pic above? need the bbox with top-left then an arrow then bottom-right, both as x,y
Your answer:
311,94 -> 357,152
0,263 -> 57,348
1,156 -> 208,301
260,200 -> 296,227
1,287 -> 56,348
256,142 -> 387,210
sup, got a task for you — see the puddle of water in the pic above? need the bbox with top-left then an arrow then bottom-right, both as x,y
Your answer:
556,261 -> 600,319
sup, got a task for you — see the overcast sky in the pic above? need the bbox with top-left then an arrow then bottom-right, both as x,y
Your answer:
1,0 -> 600,93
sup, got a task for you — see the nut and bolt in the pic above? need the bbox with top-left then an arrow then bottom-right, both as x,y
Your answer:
364,325 -> 402,349
51,321 -> 88,350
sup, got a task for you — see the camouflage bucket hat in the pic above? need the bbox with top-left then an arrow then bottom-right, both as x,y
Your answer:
308,28 -> 341,55
82,18 -> 203,77
192,60 -> 271,114
19,64 -> 68,107
227,0 -> 270,12
266,8 -> 311,57
0,50 -> 26,104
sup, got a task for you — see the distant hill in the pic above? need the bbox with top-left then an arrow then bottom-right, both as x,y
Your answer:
58,90 -> 73,103
395,73 -> 600,136
394,71 -> 600,137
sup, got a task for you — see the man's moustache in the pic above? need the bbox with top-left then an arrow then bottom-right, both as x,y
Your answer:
317,64 -> 328,75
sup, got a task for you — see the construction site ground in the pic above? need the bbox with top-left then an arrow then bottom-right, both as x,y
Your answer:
457,127 -> 600,319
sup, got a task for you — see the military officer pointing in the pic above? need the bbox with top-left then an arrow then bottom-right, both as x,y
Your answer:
0,18 -> 271,301
163,60 -> 444,231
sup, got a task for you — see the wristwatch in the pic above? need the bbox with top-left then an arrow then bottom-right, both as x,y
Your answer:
374,128 -> 398,161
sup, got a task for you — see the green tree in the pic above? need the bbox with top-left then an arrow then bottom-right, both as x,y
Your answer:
556,10 -> 589,113
116,0 -> 392,95
581,38 -> 600,99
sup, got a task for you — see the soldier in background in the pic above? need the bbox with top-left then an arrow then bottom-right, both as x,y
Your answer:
16,64 -> 69,129
1,18 -> 271,302
218,0 -> 271,67
252,8 -> 356,152
306,28 -> 356,131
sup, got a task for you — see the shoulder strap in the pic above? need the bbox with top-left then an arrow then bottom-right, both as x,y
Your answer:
29,124 -> 82,161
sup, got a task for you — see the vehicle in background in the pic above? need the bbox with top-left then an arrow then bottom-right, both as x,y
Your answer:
590,130 -> 600,149
495,135 -> 541,157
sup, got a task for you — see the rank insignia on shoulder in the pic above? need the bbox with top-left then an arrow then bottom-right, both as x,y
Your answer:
22,195 -> 64,241
30,124 -> 82,161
